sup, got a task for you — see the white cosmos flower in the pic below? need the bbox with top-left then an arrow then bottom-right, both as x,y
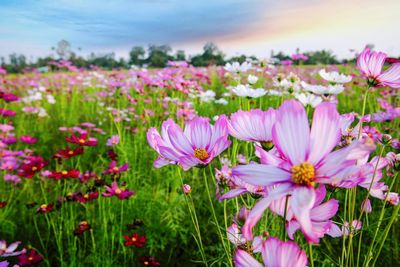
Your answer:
266,89 -> 286,96
247,75 -> 258,84
198,90 -> 216,102
273,75 -> 301,92
301,81 -> 345,95
215,98 -> 228,105
38,108 -> 48,117
224,61 -> 252,73
319,69 -> 352,83
47,94 -> 56,104
231,84 -> 266,98
295,93 -> 323,107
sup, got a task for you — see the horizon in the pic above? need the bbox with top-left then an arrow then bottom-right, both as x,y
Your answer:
0,0 -> 399,61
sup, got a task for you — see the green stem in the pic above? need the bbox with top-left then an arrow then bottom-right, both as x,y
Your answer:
203,167 -> 232,266
357,87 -> 370,139
309,243 -> 315,267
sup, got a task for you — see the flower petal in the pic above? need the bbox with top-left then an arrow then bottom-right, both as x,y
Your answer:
308,102 -> 340,165
235,249 -> 263,267
272,100 -> 310,165
232,164 -> 291,187
290,186 -> 318,243
242,183 -> 293,240
310,199 -> 339,221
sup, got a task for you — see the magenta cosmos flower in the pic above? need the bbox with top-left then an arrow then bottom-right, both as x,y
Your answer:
147,116 -> 231,171
357,47 -> 400,88
102,182 -> 135,200
235,237 -> 307,267
228,108 -> 276,145
232,100 -> 374,242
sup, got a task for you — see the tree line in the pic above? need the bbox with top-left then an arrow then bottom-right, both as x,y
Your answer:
1,40 -> 353,73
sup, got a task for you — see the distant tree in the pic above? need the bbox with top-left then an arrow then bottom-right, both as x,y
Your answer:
190,42 -> 225,66
271,51 -> 290,61
175,50 -> 186,61
129,46 -> 145,66
88,52 -> 119,69
227,54 -> 247,64
304,50 -> 339,64
69,52 -> 87,68
146,45 -> 173,68
55,40 -> 72,59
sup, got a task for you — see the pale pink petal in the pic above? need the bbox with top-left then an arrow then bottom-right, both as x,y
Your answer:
232,164 -> 291,187
272,100 -> 310,165
178,156 -> 201,171
278,240 -> 308,267
308,102 -> 340,165
326,223 -> 343,237
314,185 -> 327,206
310,199 -> 339,221
379,64 -> 400,88
262,237 -> 280,266
219,188 -> 248,201
153,157 -> 172,168
287,220 -> 301,240
242,183 -> 293,240
235,249 -> 263,267
210,115 -> 229,148
290,186 -> 318,243
255,146 -> 285,166
167,125 -> 194,155
184,117 -> 212,149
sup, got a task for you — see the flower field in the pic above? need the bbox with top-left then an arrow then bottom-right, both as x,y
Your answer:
0,48 -> 399,267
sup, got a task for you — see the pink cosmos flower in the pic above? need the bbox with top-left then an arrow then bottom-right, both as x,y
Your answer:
1,157 -> 19,171
66,133 -> 98,146
357,47 -> 400,88
386,192 -> 399,205
20,135 -> 37,144
361,199 -> 372,213
228,108 -> 276,145
0,108 -> 16,117
106,135 -> 120,146
327,220 -> 363,237
102,182 -> 135,200
102,161 -> 128,175
182,184 -> 191,194
235,237 -> 308,267
231,100 -> 374,242
4,174 -> 21,185
0,92 -> 19,102
0,240 -> 25,257
147,116 -> 231,171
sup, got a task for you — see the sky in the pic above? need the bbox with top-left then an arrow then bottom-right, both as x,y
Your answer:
0,0 -> 399,61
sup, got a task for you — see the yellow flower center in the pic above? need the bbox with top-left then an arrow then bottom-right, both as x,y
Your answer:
68,150 -> 74,155
113,167 -> 119,172
79,139 -> 86,144
144,261 -> 149,265
291,162 -> 315,186
28,256 -> 33,261
193,148 -> 209,161
132,237 -> 137,242
61,170 -> 68,175
31,166 -> 37,171
115,189 -> 122,194
40,204 -> 47,209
